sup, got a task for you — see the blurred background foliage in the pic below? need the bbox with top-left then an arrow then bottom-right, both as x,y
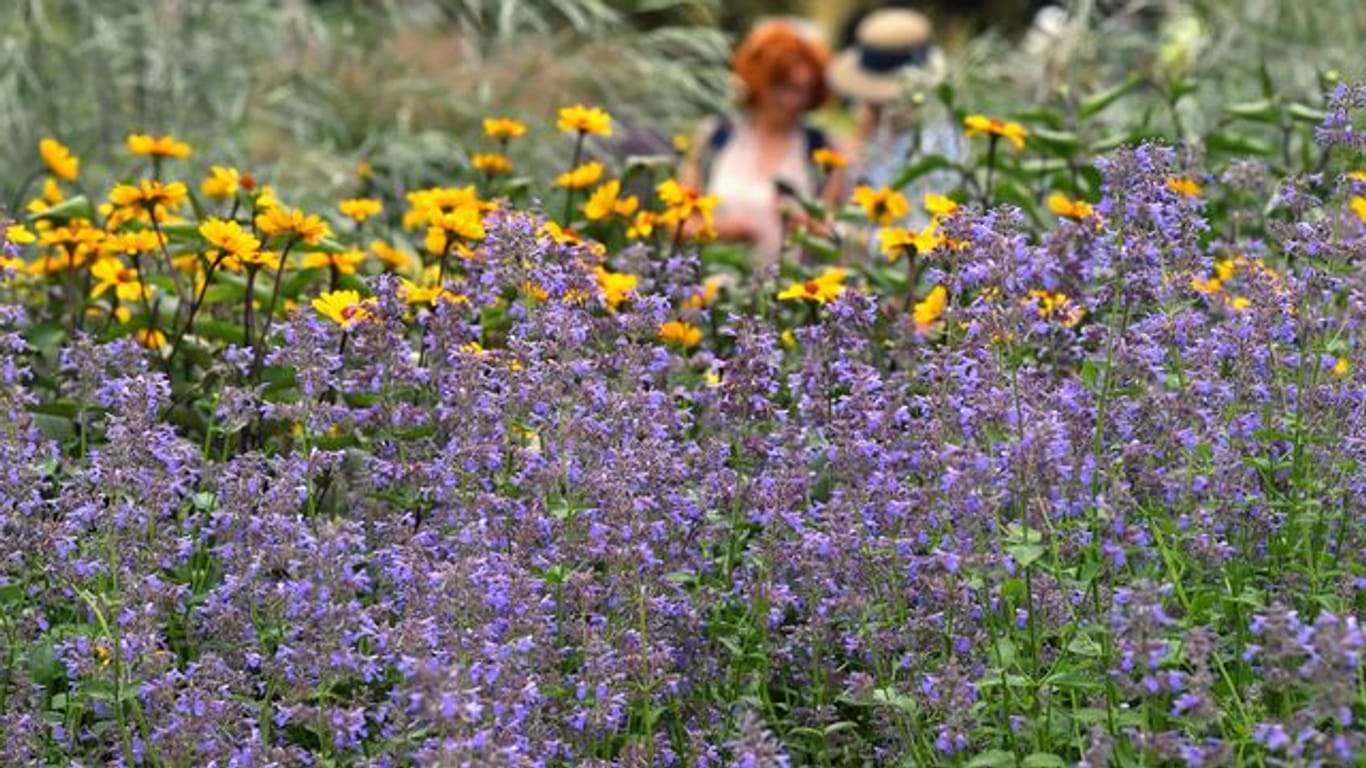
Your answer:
1,0 -> 1363,209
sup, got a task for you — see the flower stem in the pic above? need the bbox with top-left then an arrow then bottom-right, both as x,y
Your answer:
254,237 -> 299,378
983,135 -> 999,207
562,131 -> 586,224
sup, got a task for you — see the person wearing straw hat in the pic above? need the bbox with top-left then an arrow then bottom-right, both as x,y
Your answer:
828,8 -> 947,107
829,8 -> 960,230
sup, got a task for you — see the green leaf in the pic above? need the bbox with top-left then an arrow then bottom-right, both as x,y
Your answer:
194,319 -> 247,345
26,399 -> 81,419
824,721 -> 858,736
1204,132 -> 1274,157
24,321 -> 67,350
968,749 -> 1018,768
890,155 -> 954,191
1007,543 -> 1046,569
1079,74 -> 1141,120
1027,127 -> 1082,156
794,232 -> 840,262
1044,670 -> 1103,692
1022,753 -> 1068,768
1225,99 -> 1279,124
1066,634 -> 1103,658
1286,103 -> 1328,124
201,283 -> 246,305
28,641 -> 61,685
26,194 -> 93,222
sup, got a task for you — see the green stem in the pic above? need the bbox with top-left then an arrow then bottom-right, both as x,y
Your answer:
562,131 -> 586,224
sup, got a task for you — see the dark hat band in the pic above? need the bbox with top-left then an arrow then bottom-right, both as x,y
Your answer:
858,42 -> 931,73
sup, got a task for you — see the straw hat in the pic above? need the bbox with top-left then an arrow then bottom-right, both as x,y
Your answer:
828,8 -> 947,104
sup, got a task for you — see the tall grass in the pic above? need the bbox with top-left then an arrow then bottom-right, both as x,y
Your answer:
0,0 -> 728,207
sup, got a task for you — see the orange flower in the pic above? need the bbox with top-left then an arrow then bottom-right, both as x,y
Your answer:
471,153 -> 512,175
852,185 -> 910,226
483,117 -> 528,140
556,105 -> 613,137
963,115 -> 1028,151
555,161 -> 605,190
126,133 -> 192,159
39,138 -> 79,180
1166,176 -> 1202,198
811,147 -> 847,170
659,320 -> 702,348
1046,192 -> 1096,220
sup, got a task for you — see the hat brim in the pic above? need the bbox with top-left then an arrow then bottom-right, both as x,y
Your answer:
827,48 -> 947,104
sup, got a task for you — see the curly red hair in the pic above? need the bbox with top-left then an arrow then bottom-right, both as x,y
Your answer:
733,20 -> 830,111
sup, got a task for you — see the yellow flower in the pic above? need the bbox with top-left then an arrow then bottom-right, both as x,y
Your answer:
963,115 -> 1028,151
200,166 -> 241,199
913,285 -> 948,333
1333,357 -> 1350,377
1227,296 -> 1251,311
594,266 -> 639,311
484,117 -> 528,140
255,206 -> 332,245
126,133 -> 192,159
1167,176 -> 1202,198
812,147 -> 848,170
199,218 -> 261,259
1190,275 -> 1222,295
672,134 -> 691,153
399,278 -> 466,307
1024,289 -> 1083,327
538,221 -> 603,255
1351,196 -> 1366,224
655,179 -> 718,235
6,224 -> 36,245
659,320 -> 703,348
1046,192 -> 1096,220
852,185 -> 911,225
312,289 -> 372,330
90,257 -> 152,303
1348,170 -> 1366,183
26,178 -> 65,219
108,180 -> 189,225
34,222 -> 104,273
1214,259 -> 1235,282
301,248 -> 367,275
584,180 -> 639,221
880,221 -> 943,263
103,230 -> 165,257
555,161 -> 605,190
557,105 -> 613,137
780,329 -> 796,349
471,153 -> 512,175
253,183 -> 280,211
355,160 -> 374,180
136,328 -> 168,349
369,240 -> 412,270
109,179 -> 189,211
521,281 -> 550,302
403,186 -> 491,229
684,276 -> 722,311
923,193 -> 959,217
777,267 -> 848,304
626,211 -> 655,240
426,205 -> 487,245
39,138 -> 79,181
339,198 -> 383,223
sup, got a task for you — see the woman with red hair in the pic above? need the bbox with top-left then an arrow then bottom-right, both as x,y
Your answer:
682,19 -> 842,267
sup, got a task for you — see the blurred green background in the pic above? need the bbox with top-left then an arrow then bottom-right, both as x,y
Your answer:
2,0 -> 1363,209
